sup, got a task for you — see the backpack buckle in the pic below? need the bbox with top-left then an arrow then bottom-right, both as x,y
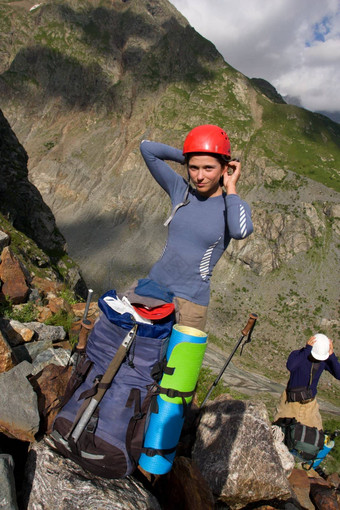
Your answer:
165,388 -> 178,398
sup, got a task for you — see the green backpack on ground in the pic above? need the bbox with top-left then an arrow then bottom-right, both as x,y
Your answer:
274,417 -> 325,462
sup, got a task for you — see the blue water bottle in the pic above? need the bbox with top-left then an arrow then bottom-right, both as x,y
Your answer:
312,435 -> 335,468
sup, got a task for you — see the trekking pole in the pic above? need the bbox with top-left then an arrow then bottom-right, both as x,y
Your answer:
70,324 -> 138,443
76,288 -> 94,351
201,313 -> 258,408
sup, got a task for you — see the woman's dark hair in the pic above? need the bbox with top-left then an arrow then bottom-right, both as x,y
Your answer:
185,152 -> 230,167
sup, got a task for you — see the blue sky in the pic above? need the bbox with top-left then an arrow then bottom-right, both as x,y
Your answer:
170,0 -> 340,114
312,17 -> 331,42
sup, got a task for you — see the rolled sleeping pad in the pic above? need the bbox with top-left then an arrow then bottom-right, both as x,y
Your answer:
138,396 -> 185,474
139,325 -> 207,474
166,324 -> 208,352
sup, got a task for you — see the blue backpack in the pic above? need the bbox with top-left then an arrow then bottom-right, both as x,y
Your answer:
50,290 -> 174,478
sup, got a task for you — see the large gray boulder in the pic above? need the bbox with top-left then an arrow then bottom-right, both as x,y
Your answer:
0,361 -> 39,442
22,440 -> 161,510
12,339 -> 53,365
192,395 -> 293,509
22,322 -> 66,343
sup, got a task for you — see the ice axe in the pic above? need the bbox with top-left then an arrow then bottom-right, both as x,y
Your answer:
69,324 -> 138,443
201,313 -> 258,407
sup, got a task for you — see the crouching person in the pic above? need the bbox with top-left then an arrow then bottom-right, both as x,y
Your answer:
274,334 -> 340,431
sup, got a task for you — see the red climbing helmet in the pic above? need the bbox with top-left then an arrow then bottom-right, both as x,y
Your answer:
183,124 -> 231,158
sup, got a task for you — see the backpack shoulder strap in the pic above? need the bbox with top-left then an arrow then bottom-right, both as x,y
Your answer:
163,182 -> 191,226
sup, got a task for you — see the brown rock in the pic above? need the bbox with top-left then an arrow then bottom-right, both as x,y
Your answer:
53,340 -> 72,350
0,247 -> 29,304
29,363 -> 73,435
4,319 -> 35,345
153,456 -> 215,510
0,329 -> 17,373
310,480 -> 339,509
72,302 -> 100,320
288,468 -> 314,510
327,473 -> 340,489
31,276 -> 63,296
249,506 -> 277,510
289,468 -> 310,488
47,296 -> 72,315
36,306 -> 53,322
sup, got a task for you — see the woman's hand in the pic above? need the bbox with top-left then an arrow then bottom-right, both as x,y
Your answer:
307,336 -> 316,346
329,339 -> 334,355
223,160 -> 241,195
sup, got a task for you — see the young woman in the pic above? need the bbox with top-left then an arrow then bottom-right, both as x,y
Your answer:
140,124 -> 253,330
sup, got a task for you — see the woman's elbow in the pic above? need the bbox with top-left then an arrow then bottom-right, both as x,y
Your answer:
230,222 -> 253,240
140,139 -> 150,153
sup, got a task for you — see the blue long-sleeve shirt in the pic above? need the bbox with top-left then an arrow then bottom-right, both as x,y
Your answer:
140,140 -> 253,306
287,344 -> 340,396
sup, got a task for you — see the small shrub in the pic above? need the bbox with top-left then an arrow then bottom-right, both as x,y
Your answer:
44,141 -> 55,150
11,301 -> 38,322
0,298 -> 37,322
45,310 -> 75,333
59,288 -> 78,306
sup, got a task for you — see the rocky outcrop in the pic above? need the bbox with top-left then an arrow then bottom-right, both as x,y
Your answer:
22,440 -> 161,510
0,223 -> 87,302
0,320 -> 338,509
0,109 -> 66,254
0,109 -> 88,299
1,361 -> 337,510
230,202 -> 327,275
250,78 -> 287,104
0,236 -> 99,445
192,396 -> 293,509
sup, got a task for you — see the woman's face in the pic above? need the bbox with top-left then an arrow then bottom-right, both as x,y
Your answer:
188,154 -> 226,197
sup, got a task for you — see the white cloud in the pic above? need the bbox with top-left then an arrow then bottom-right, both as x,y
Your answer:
170,0 -> 340,113
305,38 -> 340,65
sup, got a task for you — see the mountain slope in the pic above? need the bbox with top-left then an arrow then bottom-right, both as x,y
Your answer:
0,0 -> 339,394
